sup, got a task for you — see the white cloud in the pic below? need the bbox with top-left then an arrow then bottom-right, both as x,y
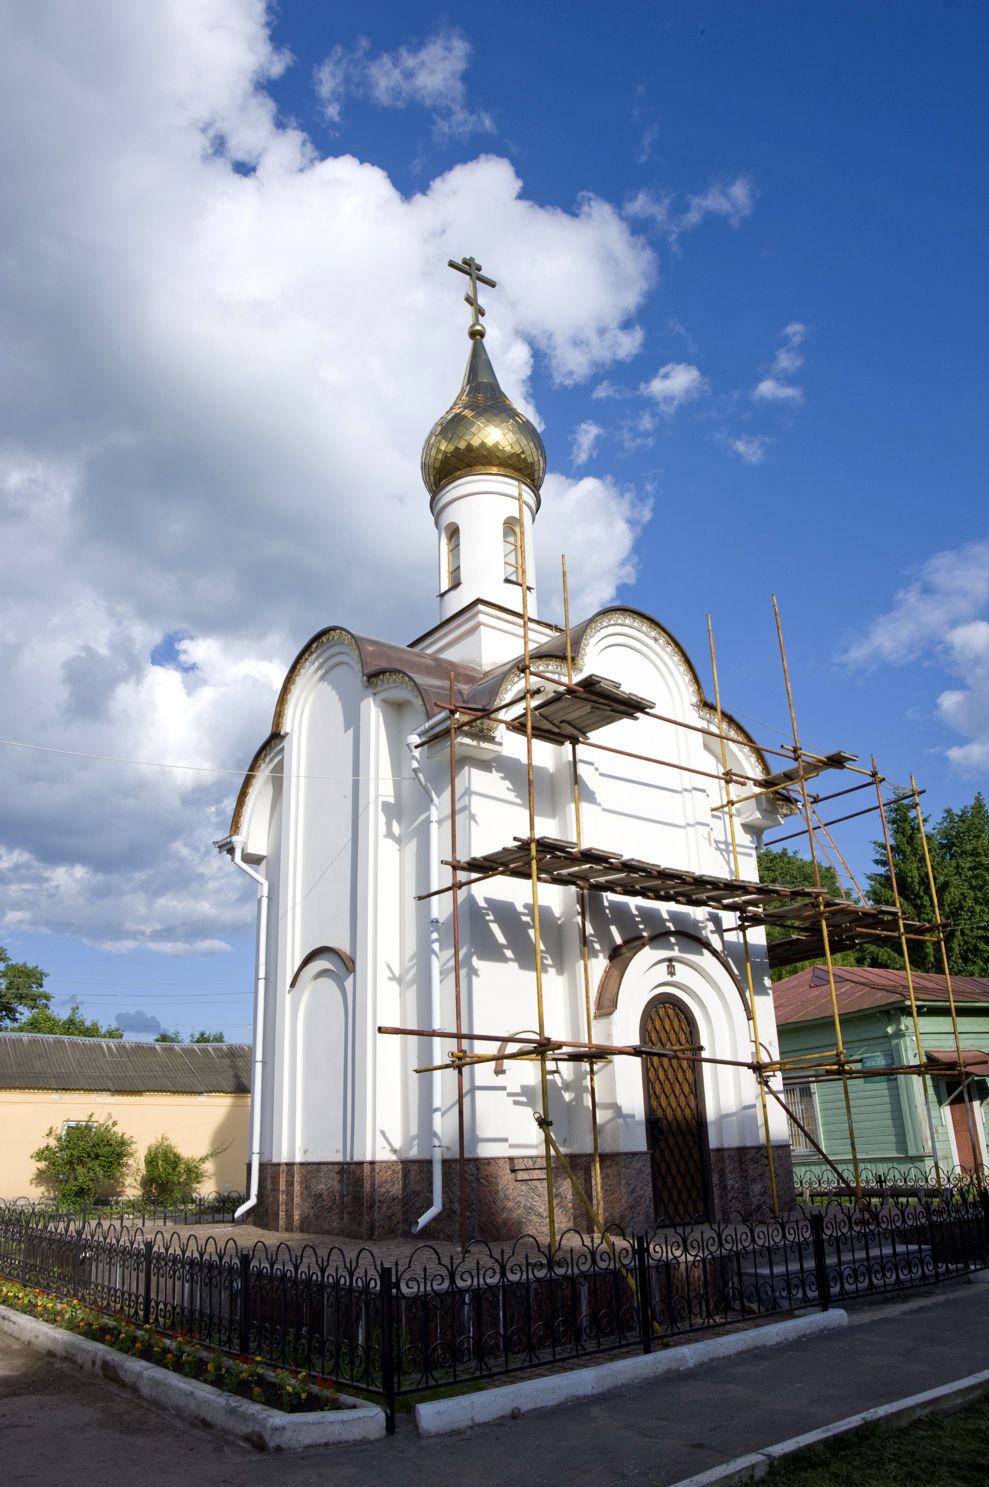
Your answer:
537,475 -> 652,616
625,176 -> 755,243
0,0 -> 656,952
617,411 -> 657,452
678,177 -> 755,231
640,362 -> 707,414
752,322 -> 807,404
315,28 -> 493,139
623,188 -> 673,233
752,377 -> 803,404
722,434 -> 772,465
571,420 -> 604,466
591,379 -> 631,400
842,539 -> 989,773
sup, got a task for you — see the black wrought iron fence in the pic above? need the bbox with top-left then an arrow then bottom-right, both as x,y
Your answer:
2,1193 -> 989,1434
1,1192 -> 244,1226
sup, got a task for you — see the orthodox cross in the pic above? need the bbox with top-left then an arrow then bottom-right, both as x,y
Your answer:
448,255 -> 496,336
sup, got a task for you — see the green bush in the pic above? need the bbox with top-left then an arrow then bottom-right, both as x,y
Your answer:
31,1114 -> 135,1208
139,1135 -> 210,1205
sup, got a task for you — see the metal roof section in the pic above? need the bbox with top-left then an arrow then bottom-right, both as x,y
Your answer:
0,1035 -> 251,1093
456,837 -> 929,971
504,673 -> 655,746
773,965 -> 989,1026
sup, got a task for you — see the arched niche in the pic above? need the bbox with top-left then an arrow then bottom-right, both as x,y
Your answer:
595,930 -> 759,1155
290,947 -> 355,1162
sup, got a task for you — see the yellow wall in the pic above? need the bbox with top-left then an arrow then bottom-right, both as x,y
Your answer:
0,1088 -> 249,1199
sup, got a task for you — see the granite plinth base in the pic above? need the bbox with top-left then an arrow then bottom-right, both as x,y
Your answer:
256,1143 -> 794,1240
709,1143 -> 795,1218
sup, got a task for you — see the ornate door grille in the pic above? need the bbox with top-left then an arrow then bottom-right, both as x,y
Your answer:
640,997 -> 709,1223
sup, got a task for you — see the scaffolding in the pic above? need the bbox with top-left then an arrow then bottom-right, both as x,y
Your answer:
379,486 -> 983,1244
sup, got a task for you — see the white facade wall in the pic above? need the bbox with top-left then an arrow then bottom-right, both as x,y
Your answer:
239,611 -> 788,1178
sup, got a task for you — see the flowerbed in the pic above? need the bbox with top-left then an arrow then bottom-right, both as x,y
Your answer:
0,1279 -> 340,1413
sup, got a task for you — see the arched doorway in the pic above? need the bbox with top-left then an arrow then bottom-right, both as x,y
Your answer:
640,996 -> 710,1223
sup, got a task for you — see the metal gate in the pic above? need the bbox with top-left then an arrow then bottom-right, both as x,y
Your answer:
640,996 -> 709,1223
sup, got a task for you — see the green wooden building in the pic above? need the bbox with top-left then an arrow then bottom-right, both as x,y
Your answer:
773,965 -> 989,1185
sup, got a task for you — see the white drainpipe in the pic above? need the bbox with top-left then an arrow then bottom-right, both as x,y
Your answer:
213,834 -> 268,1223
406,734 -> 443,1234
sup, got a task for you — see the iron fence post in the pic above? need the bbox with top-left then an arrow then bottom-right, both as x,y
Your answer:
380,1265 -> 396,1435
979,1191 -> 989,1270
238,1248 -> 252,1357
142,1239 -> 153,1326
634,1235 -> 653,1354
809,1211 -> 830,1311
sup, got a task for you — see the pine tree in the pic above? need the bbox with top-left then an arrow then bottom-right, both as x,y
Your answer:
757,847 -> 856,982
939,792 -> 989,976
858,797 -> 940,972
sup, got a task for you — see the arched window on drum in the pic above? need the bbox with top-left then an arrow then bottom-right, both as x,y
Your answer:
503,518 -> 521,583
445,523 -> 461,589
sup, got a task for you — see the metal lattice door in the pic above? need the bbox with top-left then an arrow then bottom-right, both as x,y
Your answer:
640,997 -> 709,1223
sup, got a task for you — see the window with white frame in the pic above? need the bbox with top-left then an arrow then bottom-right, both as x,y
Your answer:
503,519 -> 521,582
782,1080 -> 821,1154
446,524 -> 461,588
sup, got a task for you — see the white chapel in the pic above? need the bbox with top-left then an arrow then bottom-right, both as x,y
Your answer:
218,258 -> 794,1241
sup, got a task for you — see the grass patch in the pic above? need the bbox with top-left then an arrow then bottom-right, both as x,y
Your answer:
767,1398 -> 989,1484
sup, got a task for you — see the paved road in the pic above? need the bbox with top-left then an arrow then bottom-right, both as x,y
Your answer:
3,1284 -> 989,1486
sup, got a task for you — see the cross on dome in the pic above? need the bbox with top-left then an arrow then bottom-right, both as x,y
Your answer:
448,255 -> 497,339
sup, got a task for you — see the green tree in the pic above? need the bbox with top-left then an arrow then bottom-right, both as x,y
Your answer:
14,1002 -> 123,1038
189,1029 -> 225,1044
0,946 -> 50,1028
139,1135 -> 210,1205
939,792 -> 989,976
757,847 -> 856,981
857,797 -> 939,971
154,1030 -> 182,1043
31,1114 -> 135,1208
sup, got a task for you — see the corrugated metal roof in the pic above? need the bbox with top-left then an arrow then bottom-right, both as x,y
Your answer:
773,965 -> 989,1027
0,1035 -> 251,1093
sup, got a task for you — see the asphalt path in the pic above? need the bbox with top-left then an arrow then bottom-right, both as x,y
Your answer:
3,1283 -> 989,1486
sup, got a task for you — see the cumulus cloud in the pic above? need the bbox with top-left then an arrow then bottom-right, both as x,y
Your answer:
571,420 -> 604,467
315,28 -> 494,139
0,1 -> 656,952
721,433 -> 772,465
591,380 -> 631,401
842,539 -> 989,773
752,322 -> 807,404
640,363 -> 707,414
625,176 -> 755,243
537,474 -> 652,616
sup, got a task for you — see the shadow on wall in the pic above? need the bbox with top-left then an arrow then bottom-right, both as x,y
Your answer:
204,1098 -> 251,1191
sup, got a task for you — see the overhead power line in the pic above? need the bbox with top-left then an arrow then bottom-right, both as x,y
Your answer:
0,736 -> 410,782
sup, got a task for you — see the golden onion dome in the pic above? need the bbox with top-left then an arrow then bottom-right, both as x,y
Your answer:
421,332 -> 546,504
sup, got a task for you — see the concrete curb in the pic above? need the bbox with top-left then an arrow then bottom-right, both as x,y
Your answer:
667,1369 -> 989,1486
0,1305 -> 386,1449
415,1309 -> 848,1437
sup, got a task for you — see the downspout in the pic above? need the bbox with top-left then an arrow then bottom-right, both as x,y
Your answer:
213,834 -> 268,1223
406,734 -> 443,1233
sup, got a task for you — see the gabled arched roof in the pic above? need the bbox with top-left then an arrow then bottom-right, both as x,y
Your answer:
229,625 -> 483,836
229,606 -> 769,838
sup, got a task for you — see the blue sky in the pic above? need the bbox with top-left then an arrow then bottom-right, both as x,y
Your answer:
0,1 -> 986,1042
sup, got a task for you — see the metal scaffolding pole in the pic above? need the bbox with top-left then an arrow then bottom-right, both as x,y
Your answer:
706,614 -> 780,1216
562,554 -> 604,1224
517,484 -> 557,1245
871,758 -> 942,1184
773,594 -> 862,1200
448,673 -> 468,1247
911,773 -> 983,1176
